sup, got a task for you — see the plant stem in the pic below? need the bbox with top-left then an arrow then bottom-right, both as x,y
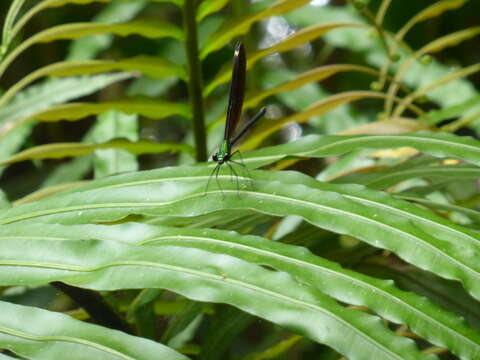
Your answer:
183,0 -> 207,162
440,110 -> 480,133
358,6 -> 393,60
375,0 -> 392,26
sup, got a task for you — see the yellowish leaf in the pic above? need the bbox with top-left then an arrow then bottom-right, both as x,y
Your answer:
201,0 -> 311,58
0,139 -> 193,166
0,99 -> 191,139
340,119 -> 428,135
0,20 -> 183,78
0,56 -> 186,108
396,0 -> 468,41
204,22 -> 368,96
242,91 -> 423,150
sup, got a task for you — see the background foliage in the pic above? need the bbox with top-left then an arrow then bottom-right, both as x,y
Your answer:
1,0 -> 480,359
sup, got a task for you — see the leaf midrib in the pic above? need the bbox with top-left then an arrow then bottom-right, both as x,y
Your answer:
142,234 -> 479,348
2,188 -> 479,284
242,135 -> 480,165
364,167 -> 480,186
0,259 -> 403,359
0,326 -> 134,360
342,194 -> 480,248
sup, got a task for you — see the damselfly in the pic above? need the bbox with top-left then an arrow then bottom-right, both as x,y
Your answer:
206,42 -> 266,194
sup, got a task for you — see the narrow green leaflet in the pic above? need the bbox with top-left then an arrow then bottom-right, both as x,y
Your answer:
242,91 -> 422,149
393,63 -> 480,117
333,156 -> 480,189
210,64 -> 378,131
0,300 -> 188,360
421,95 -> 480,124
146,209 -> 263,230
7,98 -> 191,134
201,0 -> 311,58
1,167 -> 480,305
1,0 -> 27,56
285,5 -> 477,114
204,22 -> 367,95
246,64 -> 378,109
0,73 -> 135,130
0,20 -> 184,78
14,180 -> 88,206
396,195 -> 480,225
0,56 -> 187,108
15,0 -> 180,32
40,98 -> 190,120
240,133 -> 480,168
11,0 -> 145,47
385,26 -> 480,113
136,225 -> 479,359
348,165 -> 480,189
41,0 -> 180,8
196,0 -> 229,22
395,0 -> 469,41
0,73 -> 135,172
66,0 -> 149,61
0,235 -> 432,359
51,56 -> 187,79
420,26 -> 480,55
40,19 -> 183,41
371,265 -> 480,331
0,139 -> 193,166
339,119 -> 427,135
